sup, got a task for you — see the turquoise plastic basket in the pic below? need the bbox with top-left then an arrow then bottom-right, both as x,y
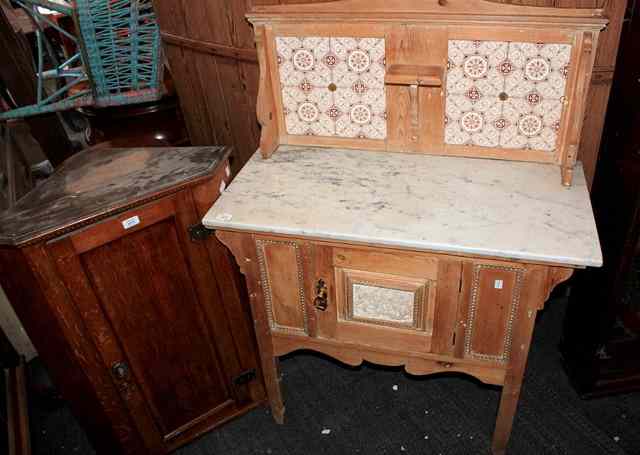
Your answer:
1,0 -> 164,120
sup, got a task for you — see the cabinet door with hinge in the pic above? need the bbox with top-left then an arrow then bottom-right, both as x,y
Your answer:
455,260 -> 529,365
46,189 -> 258,451
253,235 -> 313,337
310,244 -> 463,356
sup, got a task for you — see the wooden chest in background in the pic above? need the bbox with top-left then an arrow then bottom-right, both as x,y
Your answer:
0,147 -> 265,454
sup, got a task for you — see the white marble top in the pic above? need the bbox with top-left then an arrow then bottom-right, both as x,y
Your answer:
204,146 -> 602,267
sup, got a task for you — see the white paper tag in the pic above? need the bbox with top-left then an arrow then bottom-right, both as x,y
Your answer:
494,279 -> 504,290
225,165 -> 231,177
219,180 -> 227,193
122,216 -> 140,230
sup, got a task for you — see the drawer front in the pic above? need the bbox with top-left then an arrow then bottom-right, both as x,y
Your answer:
459,262 -> 526,364
256,237 -> 309,336
313,246 -> 461,354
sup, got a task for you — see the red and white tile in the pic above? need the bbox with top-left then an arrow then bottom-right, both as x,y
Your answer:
446,40 -> 572,153
276,36 -> 387,140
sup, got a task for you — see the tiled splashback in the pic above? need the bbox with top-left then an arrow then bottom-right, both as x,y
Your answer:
446,40 -> 572,152
275,36 -> 573,154
275,36 -> 387,140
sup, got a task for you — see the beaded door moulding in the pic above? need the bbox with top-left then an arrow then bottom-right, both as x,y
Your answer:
249,0 -> 608,186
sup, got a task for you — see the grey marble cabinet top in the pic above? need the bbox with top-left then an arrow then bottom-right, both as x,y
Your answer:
204,146 -> 601,267
0,146 -> 230,246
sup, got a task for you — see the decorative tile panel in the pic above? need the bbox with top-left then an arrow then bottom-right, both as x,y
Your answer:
352,283 -> 415,324
343,276 -> 430,331
446,40 -> 572,152
276,36 -> 387,140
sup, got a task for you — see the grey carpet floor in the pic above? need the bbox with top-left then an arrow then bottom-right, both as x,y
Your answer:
19,297 -> 640,454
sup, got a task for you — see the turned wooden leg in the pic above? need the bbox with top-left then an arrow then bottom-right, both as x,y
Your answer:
491,372 -> 523,454
249,296 -> 285,424
260,353 -> 285,424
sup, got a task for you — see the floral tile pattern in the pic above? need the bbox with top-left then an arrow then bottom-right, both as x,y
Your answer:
276,36 -> 387,140
445,40 -> 572,152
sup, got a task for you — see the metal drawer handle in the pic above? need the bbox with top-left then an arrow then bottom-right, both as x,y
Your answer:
314,279 -> 328,311
111,362 -> 130,381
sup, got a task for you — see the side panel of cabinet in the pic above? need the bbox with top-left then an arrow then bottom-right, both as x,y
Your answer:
255,236 -> 309,336
47,191 -> 253,449
457,261 -> 526,363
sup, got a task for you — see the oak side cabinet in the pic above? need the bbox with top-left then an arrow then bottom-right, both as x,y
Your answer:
0,147 -> 266,454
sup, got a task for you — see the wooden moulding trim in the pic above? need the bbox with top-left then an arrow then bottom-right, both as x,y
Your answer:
440,145 -> 557,164
264,26 -> 288,151
255,26 -> 279,158
162,399 -> 235,443
562,31 -> 597,187
270,332 -> 507,385
247,0 -> 607,30
161,32 -> 258,63
285,135 -> 386,151
164,400 -> 265,452
542,267 -> 573,305
213,229 -> 583,269
385,64 -> 443,87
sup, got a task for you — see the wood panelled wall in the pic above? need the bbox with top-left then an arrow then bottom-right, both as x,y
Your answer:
152,0 -> 626,186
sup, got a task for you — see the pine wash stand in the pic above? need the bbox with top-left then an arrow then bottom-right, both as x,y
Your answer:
203,1 -> 605,454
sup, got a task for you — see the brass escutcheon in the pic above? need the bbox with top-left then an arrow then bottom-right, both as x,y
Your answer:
314,279 -> 329,311
328,83 -> 337,92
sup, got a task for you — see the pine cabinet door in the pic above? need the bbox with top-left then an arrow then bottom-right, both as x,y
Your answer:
311,244 -> 462,355
456,260 -> 528,364
253,236 -> 313,337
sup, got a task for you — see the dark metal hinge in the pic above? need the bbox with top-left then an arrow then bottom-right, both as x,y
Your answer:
233,369 -> 257,386
188,223 -> 213,242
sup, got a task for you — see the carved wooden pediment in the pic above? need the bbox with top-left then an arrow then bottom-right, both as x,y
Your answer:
248,0 -> 606,29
